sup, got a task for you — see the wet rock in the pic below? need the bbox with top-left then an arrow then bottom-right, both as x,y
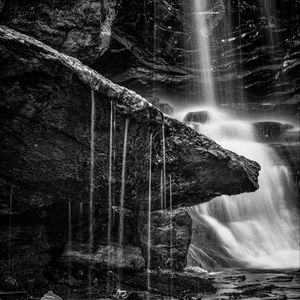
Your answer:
1,0 -> 119,64
0,26 -> 260,213
0,26 -> 259,287
61,243 -> 145,272
41,291 -> 63,300
252,121 -> 293,142
0,225 -> 49,291
139,209 -> 192,271
184,111 -> 211,124
147,96 -> 174,116
121,270 -> 216,298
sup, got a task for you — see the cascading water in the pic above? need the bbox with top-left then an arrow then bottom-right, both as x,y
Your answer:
183,108 -> 299,269
184,0 -> 300,270
192,0 -> 216,104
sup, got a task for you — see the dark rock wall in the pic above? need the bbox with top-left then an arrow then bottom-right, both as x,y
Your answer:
2,0 -> 299,102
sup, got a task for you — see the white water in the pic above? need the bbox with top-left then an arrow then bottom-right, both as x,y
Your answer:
184,107 -> 300,269
192,0 -> 216,104
186,0 -> 300,270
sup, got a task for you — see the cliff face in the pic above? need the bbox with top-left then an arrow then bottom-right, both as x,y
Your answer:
0,25 -> 260,290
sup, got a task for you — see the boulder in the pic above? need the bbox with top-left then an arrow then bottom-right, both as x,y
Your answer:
0,25 -> 260,214
0,26 -> 260,288
184,111 -> 211,124
252,121 -> 293,142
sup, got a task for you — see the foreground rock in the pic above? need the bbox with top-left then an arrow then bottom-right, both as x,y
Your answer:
0,25 -> 260,212
0,26 -> 260,289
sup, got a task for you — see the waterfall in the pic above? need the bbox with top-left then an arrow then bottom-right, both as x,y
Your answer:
192,0 -> 216,104
185,108 -> 299,269
184,0 -> 300,270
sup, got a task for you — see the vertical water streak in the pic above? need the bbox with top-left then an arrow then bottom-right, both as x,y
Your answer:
147,131 -> 153,299
160,169 -> 164,209
107,100 -> 114,292
78,202 -> 83,241
237,0 -> 244,103
88,89 -> 96,294
192,0 -> 216,104
162,120 -> 167,209
118,118 -> 129,287
8,188 -> 12,271
68,201 -> 72,298
169,174 -> 173,295
119,118 -> 129,246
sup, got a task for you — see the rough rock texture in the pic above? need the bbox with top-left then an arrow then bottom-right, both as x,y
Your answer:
1,0 -> 299,104
139,209 -> 192,271
0,26 -> 259,289
1,0 -> 119,64
0,26 -> 260,211
61,244 -> 145,272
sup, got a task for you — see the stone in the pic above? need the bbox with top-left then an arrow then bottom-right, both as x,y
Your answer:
252,121 -> 293,142
0,25 -> 260,289
1,0 -> 119,64
184,111 -> 211,124
61,244 -> 145,272
41,291 -> 63,300
139,209 -> 192,271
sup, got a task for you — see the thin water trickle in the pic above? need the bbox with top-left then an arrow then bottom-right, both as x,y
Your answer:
118,118 -> 129,287
119,118 -> 129,247
107,100 -> 115,292
68,200 -> 72,297
88,89 -> 96,294
162,120 -> 167,209
78,202 -> 83,241
147,131 -> 153,299
8,188 -> 13,271
160,169 -> 164,210
169,174 -> 173,295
